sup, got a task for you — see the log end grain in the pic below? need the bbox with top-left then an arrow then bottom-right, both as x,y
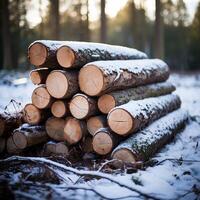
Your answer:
30,70 -> 42,85
28,42 -> 47,66
23,104 -> 42,125
45,117 -> 66,141
46,71 -> 69,99
108,108 -> 134,135
32,85 -> 53,109
92,131 -> 113,155
64,117 -> 86,145
7,136 -> 21,154
56,46 -> 75,68
98,94 -> 116,114
112,148 -> 136,163
51,100 -> 69,118
55,142 -> 69,155
79,65 -> 104,96
13,131 -> 27,149
69,94 -> 89,119
86,115 -> 107,136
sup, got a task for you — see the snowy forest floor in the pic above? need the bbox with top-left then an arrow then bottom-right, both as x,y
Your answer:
0,72 -> 200,200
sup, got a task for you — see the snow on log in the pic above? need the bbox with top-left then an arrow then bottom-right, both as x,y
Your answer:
32,85 -> 54,109
46,70 -> 79,99
12,124 -> 49,149
0,137 -> 6,153
30,68 -> 50,85
6,136 -> 22,154
79,59 -> 169,96
0,112 -> 23,137
69,93 -> 98,119
56,41 -> 147,68
44,141 -> 69,156
92,128 -> 121,155
51,100 -> 70,118
86,115 -> 107,136
45,117 -> 66,141
23,104 -> 49,125
63,117 -> 88,145
111,109 -> 188,163
98,82 -> 175,114
108,94 -> 181,136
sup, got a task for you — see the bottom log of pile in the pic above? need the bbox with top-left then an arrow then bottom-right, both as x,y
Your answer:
0,137 -> 6,153
7,136 -> 22,154
44,141 -> 69,156
12,125 -> 49,149
111,109 -> 188,164
0,112 -> 23,137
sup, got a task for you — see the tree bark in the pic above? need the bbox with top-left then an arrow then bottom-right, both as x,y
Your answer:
12,125 -> 49,149
63,117 -> 88,145
79,59 -> 169,96
0,112 -> 23,137
86,115 -> 107,136
154,0 -> 164,59
46,70 -> 79,99
100,0 -> 107,42
0,137 -> 6,153
98,82 -> 175,114
92,128 -> 121,155
112,109 -> 188,163
69,94 -> 98,119
45,117 -> 66,141
81,136 -> 93,153
108,94 -> 181,136
2,0 -> 13,69
30,68 -> 51,85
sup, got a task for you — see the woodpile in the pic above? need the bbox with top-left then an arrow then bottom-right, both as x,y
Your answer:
0,40 -> 188,167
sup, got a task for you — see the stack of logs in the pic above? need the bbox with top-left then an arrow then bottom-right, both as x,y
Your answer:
0,40 -> 188,165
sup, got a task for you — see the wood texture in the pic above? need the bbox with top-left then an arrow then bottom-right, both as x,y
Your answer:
69,93 -> 98,119
63,117 -> 88,145
98,82 -> 176,114
0,137 -> 6,153
46,70 -> 79,99
30,68 -> 50,85
45,117 -> 66,141
12,125 -> 49,149
112,109 -> 188,163
108,94 -> 181,136
51,100 -> 70,118
86,115 -> 107,136
79,59 -> 169,96
6,136 -> 22,154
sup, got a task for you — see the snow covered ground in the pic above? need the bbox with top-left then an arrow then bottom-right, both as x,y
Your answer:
0,72 -> 200,199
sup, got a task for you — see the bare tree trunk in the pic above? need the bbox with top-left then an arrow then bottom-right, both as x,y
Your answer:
86,0 -> 90,41
50,0 -> 60,39
2,0 -> 13,69
154,0 -> 164,59
39,0 -> 44,38
100,0 -> 107,42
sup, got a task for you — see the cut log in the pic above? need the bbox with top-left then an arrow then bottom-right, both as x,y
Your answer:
63,117 -> 87,145
51,100 -> 70,118
81,136 -> 93,153
44,141 -> 69,156
45,117 -> 66,141
92,128 -> 120,155
79,59 -> 169,96
108,94 -> 181,136
12,124 -> 49,149
0,137 -> 6,153
69,94 -> 98,119
32,85 -> 54,109
30,68 -> 50,85
98,82 -> 176,114
6,136 -> 22,154
112,109 -> 188,163
56,41 -> 147,68
0,112 -> 23,137
28,40 -> 62,67
46,70 -> 79,99
86,115 -> 107,136
23,104 -> 49,125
